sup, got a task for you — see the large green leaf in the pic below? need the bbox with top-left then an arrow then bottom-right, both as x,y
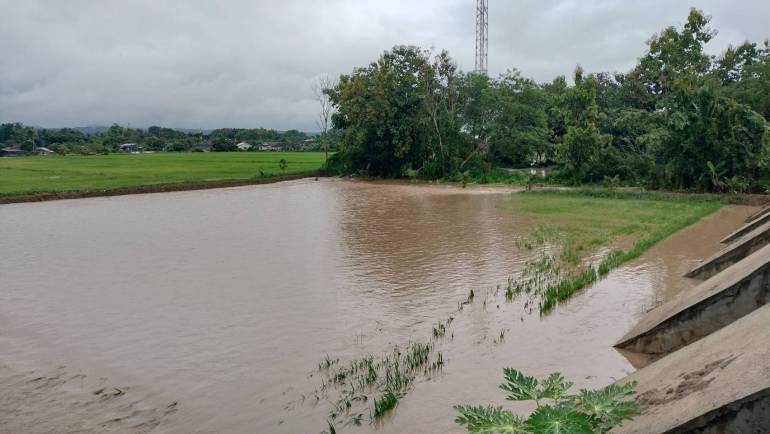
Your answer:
454,405 -> 530,434
500,368 -> 541,401
576,381 -> 639,431
526,405 -> 594,434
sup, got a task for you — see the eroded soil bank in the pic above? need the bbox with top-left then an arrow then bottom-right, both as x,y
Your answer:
0,179 -> 756,433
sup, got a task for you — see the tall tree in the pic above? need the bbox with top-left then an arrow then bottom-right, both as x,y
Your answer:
636,8 -> 716,96
313,76 -> 337,162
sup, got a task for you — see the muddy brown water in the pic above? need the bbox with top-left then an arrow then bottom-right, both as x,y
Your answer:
0,179 -> 755,433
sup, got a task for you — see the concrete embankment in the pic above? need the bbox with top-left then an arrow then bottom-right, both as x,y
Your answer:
614,206 -> 770,433
744,204 -> 770,223
616,243 -> 770,355
615,304 -> 770,434
720,209 -> 770,244
685,219 -> 770,280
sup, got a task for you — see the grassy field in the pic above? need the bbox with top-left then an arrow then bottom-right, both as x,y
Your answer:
503,190 -> 723,313
0,152 -> 326,198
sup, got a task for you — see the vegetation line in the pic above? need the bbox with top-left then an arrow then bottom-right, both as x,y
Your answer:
0,171 -> 325,204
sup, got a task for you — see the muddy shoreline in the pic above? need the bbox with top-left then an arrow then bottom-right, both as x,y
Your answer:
2,174 -> 767,206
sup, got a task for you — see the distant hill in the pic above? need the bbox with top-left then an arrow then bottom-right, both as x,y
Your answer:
27,125 -> 316,136
72,126 -> 110,134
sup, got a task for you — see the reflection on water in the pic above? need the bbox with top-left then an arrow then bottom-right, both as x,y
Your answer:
0,179 -> 753,433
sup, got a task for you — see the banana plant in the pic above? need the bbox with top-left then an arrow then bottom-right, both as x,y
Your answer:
706,161 -> 725,193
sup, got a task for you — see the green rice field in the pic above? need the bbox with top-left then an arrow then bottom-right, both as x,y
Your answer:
0,152 -> 326,198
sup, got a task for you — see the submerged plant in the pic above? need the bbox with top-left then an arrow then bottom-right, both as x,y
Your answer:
318,340 -> 443,428
455,369 -> 638,434
433,321 -> 447,339
373,390 -> 399,418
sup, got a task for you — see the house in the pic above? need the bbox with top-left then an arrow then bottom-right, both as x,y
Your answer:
119,143 -> 141,152
259,142 -> 283,152
236,142 -> 252,151
0,146 -> 28,157
35,147 -> 54,155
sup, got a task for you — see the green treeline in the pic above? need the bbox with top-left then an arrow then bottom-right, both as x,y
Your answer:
0,124 -> 333,154
325,9 -> 770,192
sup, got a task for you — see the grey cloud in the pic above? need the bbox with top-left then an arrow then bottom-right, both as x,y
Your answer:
0,0 -> 767,130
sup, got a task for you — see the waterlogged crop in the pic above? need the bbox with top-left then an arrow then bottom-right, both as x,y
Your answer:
455,369 -> 638,433
503,190 -> 722,314
316,340 -> 444,428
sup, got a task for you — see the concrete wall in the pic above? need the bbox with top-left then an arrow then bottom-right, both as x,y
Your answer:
721,211 -> 770,244
618,256 -> 770,354
682,390 -> 770,434
685,221 -> 770,280
615,305 -> 770,434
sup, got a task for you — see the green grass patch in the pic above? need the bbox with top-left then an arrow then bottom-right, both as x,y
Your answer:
504,189 -> 723,313
0,152 -> 326,197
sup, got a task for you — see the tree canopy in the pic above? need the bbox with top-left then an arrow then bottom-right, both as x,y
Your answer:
326,8 -> 770,192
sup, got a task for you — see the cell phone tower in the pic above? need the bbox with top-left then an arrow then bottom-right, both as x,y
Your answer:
475,0 -> 489,75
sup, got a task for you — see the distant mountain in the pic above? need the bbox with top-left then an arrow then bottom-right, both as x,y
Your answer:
72,126 -> 110,134
29,125 -> 315,136
173,128 -> 213,134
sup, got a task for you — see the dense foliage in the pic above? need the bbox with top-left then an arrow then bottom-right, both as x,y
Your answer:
0,123 -> 329,155
326,9 -> 770,192
454,369 -> 638,434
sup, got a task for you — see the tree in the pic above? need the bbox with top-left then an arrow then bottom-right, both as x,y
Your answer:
458,72 -> 496,168
656,84 -> 768,190
556,68 -> 613,182
486,70 -> 552,167
713,41 -> 762,84
421,50 -> 466,176
636,8 -> 716,96
722,41 -> 770,120
313,76 -> 337,162
327,45 -> 466,178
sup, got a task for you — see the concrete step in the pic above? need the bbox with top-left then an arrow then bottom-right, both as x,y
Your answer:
615,243 -> 770,355
615,304 -> 770,434
745,205 -> 770,223
721,210 -> 770,244
685,220 -> 770,280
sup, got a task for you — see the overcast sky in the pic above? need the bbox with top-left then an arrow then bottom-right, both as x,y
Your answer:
1,1 -> 768,131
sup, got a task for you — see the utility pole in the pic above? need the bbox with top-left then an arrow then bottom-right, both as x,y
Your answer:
475,0 -> 489,75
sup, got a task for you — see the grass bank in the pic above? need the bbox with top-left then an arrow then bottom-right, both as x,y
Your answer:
504,190 -> 724,313
0,152 -> 326,203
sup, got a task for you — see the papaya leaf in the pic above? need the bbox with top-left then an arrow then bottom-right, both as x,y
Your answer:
500,368 -> 541,401
525,405 -> 594,434
576,381 -> 639,431
540,373 -> 573,401
454,405 -> 530,434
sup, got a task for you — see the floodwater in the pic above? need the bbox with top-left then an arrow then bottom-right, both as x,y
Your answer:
0,179 -> 754,433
